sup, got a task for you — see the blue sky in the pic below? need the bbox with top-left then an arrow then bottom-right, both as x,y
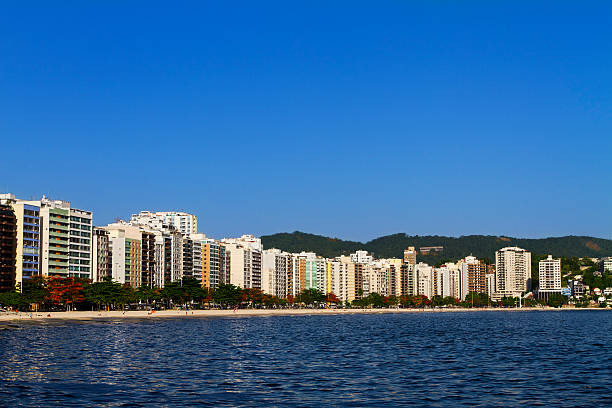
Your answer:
1,1 -> 611,241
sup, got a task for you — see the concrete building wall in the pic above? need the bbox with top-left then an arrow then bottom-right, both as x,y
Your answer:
539,255 -> 561,292
495,247 -> 531,299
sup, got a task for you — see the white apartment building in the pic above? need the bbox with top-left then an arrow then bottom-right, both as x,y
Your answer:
225,241 -> 262,289
415,263 -> 433,299
328,260 -> 348,301
130,211 -> 198,235
351,250 -> 373,264
435,266 -> 454,298
538,255 -> 561,294
486,273 -> 496,297
222,234 -> 262,252
494,247 -> 531,300
262,248 -> 289,298
364,263 -> 389,296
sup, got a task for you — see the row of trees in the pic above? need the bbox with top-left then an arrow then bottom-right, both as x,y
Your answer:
0,276 -> 572,312
0,276 -> 339,311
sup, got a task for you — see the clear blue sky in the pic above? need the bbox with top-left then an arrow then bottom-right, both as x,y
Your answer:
1,1 -> 611,241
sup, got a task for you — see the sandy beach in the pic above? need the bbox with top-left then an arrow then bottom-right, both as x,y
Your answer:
0,307 -> 608,322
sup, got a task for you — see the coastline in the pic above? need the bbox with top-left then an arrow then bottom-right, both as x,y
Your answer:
0,307 -> 609,323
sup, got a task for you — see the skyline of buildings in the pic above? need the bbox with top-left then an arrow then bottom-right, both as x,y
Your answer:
0,192 -> 609,303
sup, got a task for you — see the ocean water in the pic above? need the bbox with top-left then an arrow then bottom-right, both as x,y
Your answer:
1,311 -> 611,407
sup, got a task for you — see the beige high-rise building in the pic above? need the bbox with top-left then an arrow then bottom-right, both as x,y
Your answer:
459,256 -> 488,300
201,240 -> 228,290
494,247 -> 531,300
403,247 -> 417,265
339,255 -> 357,302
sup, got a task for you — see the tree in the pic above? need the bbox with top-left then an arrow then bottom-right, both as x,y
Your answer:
84,277 -> 124,311
464,292 -> 490,307
367,292 -> 385,308
431,295 -> 445,307
443,296 -> 458,306
0,290 -> 28,310
242,288 -> 265,306
136,285 -> 161,306
161,281 -> 185,305
46,276 -> 87,311
212,283 -> 242,307
500,296 -> 516,308
119,285 -> 138,308
547,293 -> 568,308
325,292 -> 340,304
296,288 -> 325,305
383,295 -> 398,307
181,277 -> 207,304
22,275 -> 48,308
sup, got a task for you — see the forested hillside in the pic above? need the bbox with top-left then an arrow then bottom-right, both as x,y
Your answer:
261,231 -> 612,261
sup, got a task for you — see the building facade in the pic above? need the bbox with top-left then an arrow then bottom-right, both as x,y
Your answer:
0,204 -> 17,291
538,255 -> 561,298
494,247 -> 531,300
130,211 -> 198,235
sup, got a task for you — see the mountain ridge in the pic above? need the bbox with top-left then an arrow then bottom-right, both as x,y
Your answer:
260,231 -> 612,261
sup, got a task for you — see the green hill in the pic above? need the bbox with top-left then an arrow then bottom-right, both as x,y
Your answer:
261,231 -> 612,261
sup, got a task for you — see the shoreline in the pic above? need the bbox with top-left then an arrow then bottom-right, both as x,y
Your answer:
0,307 -> 609,323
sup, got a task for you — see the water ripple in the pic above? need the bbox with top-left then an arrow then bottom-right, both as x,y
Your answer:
0,311 -> 611,406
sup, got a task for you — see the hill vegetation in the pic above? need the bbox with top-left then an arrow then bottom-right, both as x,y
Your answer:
261,231 -> 612,262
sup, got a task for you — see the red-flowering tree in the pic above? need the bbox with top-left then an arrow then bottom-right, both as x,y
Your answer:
325,292 -> 340,304
46,276 -> 87,311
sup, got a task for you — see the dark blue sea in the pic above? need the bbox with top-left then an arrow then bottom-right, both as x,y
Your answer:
1,311 -> 611,407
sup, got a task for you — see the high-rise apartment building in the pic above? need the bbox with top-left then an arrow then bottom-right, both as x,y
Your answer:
403,247 -> 417,265
224,241 -> 262,289
0,204 -> 17,291
140,231 -> 157,287
1,198 -> 41,286
351,250 -> 373,264
130,211 -> 198,235
201,240 -> 229,290
538,255 -> 561,298
364,263 -> 389,296
385,258 -> 403,297
494,247 -> 531,300
103,223 -> 142,286
415,263 -> 433,299
304,253 -> 326,292
37,197 -> 93,280
459,256 -> 487,300
400,263 -> 416,296
339,256 -> 357,302
262,248 -> 289,298
1,194 -> 92,282
92,227 -> 111,282
68,207 -> 93,280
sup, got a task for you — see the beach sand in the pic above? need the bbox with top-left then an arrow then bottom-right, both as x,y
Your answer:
0,306 -> 606,322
